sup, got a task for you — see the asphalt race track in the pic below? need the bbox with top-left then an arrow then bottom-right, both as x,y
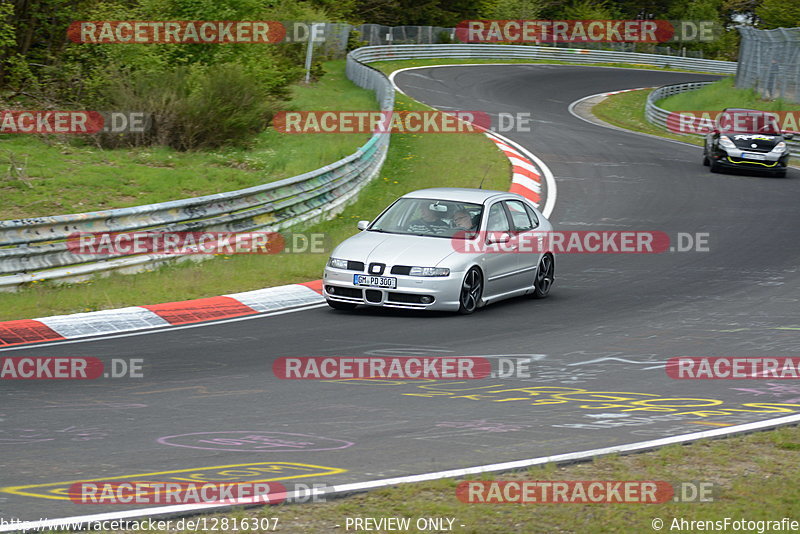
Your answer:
3,65 -> 800,524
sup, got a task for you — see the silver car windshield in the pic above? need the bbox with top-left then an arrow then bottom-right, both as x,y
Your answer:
370,198 -> 483,238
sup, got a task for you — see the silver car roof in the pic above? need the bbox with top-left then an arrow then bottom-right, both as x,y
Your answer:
401,188 -> 519,204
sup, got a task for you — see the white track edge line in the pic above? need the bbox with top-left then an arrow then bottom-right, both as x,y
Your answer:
4,413 -> 799,532
4,65 -> 780,533
567,89 -> 705,150
567,90 -> 800,170
389,65 -> 557,218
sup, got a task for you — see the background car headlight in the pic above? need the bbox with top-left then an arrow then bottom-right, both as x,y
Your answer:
772,141 -> 787,152
409,267 -> 450,277
328,258 -> 348,269
719,136 -> 736,150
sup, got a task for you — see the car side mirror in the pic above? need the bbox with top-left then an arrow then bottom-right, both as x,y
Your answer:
357,220 -> 370,230
784,133 -> 794,140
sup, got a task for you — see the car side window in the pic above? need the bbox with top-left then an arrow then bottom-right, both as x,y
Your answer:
505,200 -> 534,232
522,203 -> 540,228
486,203 -> 510,232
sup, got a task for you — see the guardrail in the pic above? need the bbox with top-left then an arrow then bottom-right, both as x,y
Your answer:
0,56 -> 393,289
0,44 -> 736,290
349,44 -> 738,74
645,82 -> 800,156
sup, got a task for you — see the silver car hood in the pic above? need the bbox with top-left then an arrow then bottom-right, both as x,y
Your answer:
332,231 -> 461,268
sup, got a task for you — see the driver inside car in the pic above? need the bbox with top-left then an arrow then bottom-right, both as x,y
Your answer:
407,204 -> 450,235
452,209 -> 477,231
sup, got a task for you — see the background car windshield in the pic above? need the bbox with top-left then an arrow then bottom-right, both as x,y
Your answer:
718,112 -> 780,134
370,198 -> 483,238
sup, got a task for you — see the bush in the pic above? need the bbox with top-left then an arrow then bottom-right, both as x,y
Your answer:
97,63 -> 279,150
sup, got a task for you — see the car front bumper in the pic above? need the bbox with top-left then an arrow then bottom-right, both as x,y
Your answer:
323,267 -> 465,311
712,148 -> 789,173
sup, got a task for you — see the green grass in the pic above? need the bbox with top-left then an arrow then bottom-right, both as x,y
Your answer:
657,77 -> 800,112
12,52 -> 800,534
0,91 -> 510,320
591,78 -> 799,169
592,88 -> 705,146
82,424 -> 800,533
0,60 -> 377,220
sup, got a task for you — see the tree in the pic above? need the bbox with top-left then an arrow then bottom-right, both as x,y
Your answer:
480,0 -> 547,19
756,0 -> 800,29
558,0 -> 618,19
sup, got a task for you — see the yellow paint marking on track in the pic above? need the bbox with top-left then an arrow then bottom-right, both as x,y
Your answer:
688,421 -> 734,427
0,462 -> 346,501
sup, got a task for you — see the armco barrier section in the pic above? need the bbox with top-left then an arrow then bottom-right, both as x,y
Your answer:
0,44 -> 736,289
645,82 -> 800,156
349,44 -> 738,74
0,58 -> 394,289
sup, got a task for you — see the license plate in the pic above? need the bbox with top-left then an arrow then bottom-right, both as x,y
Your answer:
353,274 -> 396,288
741,152 -> 766,161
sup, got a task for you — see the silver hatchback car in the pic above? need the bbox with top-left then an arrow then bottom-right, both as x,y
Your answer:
323,188 -> 555,314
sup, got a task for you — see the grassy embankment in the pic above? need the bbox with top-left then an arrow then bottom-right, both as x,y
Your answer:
0,61 -> 509,320
592,76 -> 800,164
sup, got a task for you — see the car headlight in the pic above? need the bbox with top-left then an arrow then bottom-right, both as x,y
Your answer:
328,258 -> 348,269
409,267 -> 450,277
719,135 -> 736,150
773,141 -> 787,152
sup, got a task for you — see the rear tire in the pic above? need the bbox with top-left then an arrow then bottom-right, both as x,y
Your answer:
327,300 -> 357,311
458,267 -> 483,315
531,254 -> 555,299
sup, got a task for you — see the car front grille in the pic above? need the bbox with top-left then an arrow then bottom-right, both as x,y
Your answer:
365,290 -> 382,303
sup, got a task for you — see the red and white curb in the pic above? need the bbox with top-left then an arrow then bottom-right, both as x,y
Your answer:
388,65 -> 556,218
486,132 -> 542,206
0,66 -> 557,349
0,281 -> 325,348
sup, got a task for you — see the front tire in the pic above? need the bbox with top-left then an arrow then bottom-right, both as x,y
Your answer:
458,267 -> 483,315
709,158 -> 721,173
327,300 -> 357,311
702,154 -> 710,166
531,254 -> 555,299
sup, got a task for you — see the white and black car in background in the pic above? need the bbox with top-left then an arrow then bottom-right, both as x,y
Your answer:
703,108 -> 792,177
